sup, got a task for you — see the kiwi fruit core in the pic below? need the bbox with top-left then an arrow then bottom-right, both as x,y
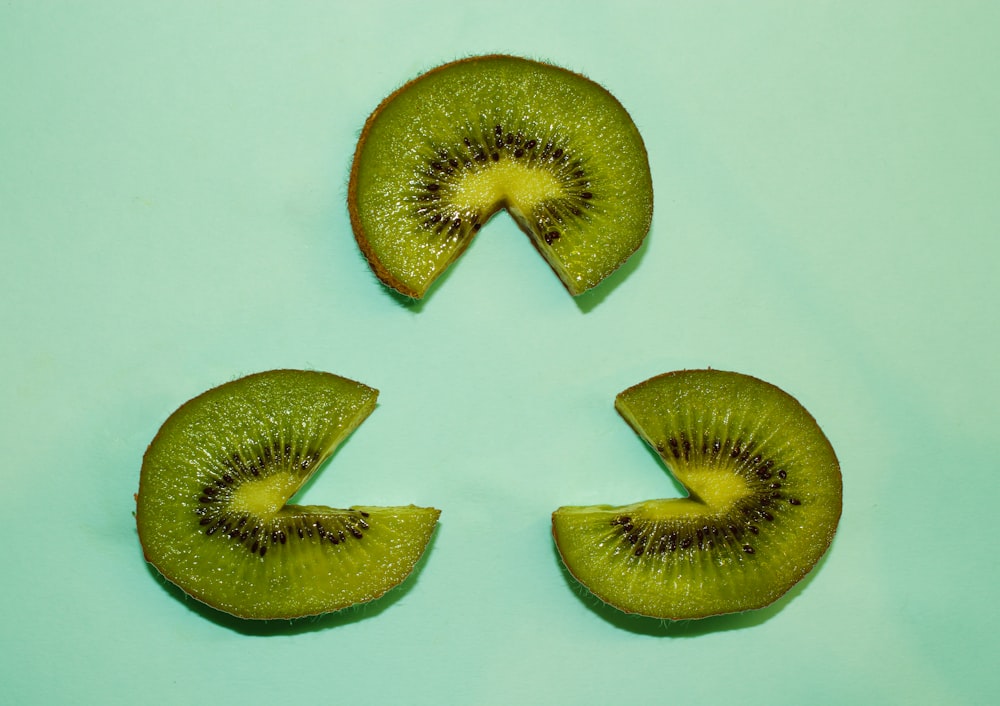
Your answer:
348,54 -> 653,298
136,369 -> 440,620
552,369 -> 842,620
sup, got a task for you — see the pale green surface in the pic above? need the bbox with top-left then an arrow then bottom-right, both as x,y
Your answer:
1,2 -> 997,704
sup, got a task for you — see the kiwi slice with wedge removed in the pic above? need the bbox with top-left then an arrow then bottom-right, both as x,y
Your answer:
348,54 -> 653,298
552,369 -> 842,620
136,369 -> 440,620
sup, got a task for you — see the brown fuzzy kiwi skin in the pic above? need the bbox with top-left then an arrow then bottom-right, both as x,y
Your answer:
347,58 -> 467,299
347,54 -> 652,300
552,369 -> 843,621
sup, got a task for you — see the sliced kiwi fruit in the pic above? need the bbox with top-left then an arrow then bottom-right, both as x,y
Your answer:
552,369 -> 842,620
348,54 -> 653,298
136,369 -> 440,620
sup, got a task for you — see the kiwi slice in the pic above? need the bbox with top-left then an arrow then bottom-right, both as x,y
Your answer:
135,369 -> 440,620
552,369 -> 842,620
348,54 -> 653,298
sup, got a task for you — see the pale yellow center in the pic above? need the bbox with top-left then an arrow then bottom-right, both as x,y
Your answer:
228,472 -> 300,518
452,161 -> 563,214
643,469 -> 752,519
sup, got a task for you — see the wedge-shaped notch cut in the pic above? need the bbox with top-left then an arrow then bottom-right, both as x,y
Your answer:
552,369 -> 842,620
136,369 -> 440,620
348,54 -> 653,299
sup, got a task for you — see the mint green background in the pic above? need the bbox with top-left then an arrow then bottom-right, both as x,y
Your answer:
2,2 -> 997,704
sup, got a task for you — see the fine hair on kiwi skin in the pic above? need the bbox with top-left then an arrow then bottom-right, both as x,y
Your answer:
348,54 -> 653,300
551,369 -> 843,621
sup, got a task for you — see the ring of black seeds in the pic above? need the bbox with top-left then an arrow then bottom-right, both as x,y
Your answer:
409,121 -> 596,245
192,444 -> 373,558
611,434 -> 803,557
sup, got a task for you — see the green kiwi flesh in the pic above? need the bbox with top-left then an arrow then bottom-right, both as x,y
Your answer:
136,369 -> 440,620
348,54 -> 653,298
552,369 -> 842,620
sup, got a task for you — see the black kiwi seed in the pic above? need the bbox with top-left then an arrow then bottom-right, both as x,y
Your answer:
190,442 -> 375,558
404,121 -> 597,250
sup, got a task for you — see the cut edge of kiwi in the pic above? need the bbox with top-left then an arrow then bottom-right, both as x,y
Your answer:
348,53 -> 653,300
551,368 -> 842,621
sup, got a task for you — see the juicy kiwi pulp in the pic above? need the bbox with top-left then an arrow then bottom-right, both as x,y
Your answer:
136,369 -> 440,620
348,54 -> 653,298
552,369 -> 842,620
